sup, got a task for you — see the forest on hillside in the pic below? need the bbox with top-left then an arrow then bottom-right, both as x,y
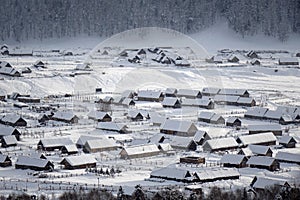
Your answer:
0,0 -> 299,41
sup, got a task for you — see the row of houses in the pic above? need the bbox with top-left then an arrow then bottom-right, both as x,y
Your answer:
245,106 -> 300,124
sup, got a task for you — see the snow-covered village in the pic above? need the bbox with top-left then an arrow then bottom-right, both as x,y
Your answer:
0,1 -> 300,200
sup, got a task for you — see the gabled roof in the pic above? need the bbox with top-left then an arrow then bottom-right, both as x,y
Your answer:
202,87 -> 220,95
248,124 -> 281,132
0,113 -> 24,124
0,124 -> 19,136
195,168 -> 239,181
252,177 -> 290,190
61,154 -> 97,166
122,98 -> 135,105
248,144 -> 272,155
169,136 -> 194,148
2,135 -> 17,145
138,90 -> 163,99
219,89 -> 248,96
96,122 -> 126,132
238,132 -> 276,145
76,135 -> 100,146
203,137 -> 239,150
52,111 -> 77,121
220,154 -> 247,164
275,151 -> 300,163
177,89 -> 201,97
16,156 -> 52,168
181,99 -> 213,107
62,144 -> 78,153
0,154 -> 10,163
278,135 -> 296,144
237,97 -> 255,104
88,111 -> 110,120
247,156 -> 276,166
151,167 -> 191,180
245,107 -> 269,117
85,138 -> 119,150
278,57 -> 299,63
198,111 -> 215,120
122,144 -> 160,156
193,130 -> 207,142
149,112 -> 166,125
214,95 -> 239,102
165,88 -> 177,94
264,110 -> 283,120
127,110 -> 144,118
160,119 -> 196,133
161,97 -> 180,106
158,143 -> 173,151
226,116 -> 241,124
39,138 -> 73,148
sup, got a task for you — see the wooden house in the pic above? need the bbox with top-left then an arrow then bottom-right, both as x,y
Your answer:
248,124 -> 282,136
127,110 -> 145,121
122,98 -> 135,107
220,154 -> 248,168
180,156 -> 205,164
17,96 -> 40,103
83,138 -> 119,153
161,97 -> 181,108
0,154 -> 12,167
119,144 -> 160,159
226,117 -> 242,127
237,97 -> 256,107
0,124 -> 21,140
193,130 -> 208,145
214,95 -> 239,105
247,51 -> 259,59
165,88 -> 177,97
37,138 -> 73,151
61,144 -> 78,155
278,136 -> 297,148
51,111 -> 79,124
181,98 -> 215,109
244,107 -> 269,119
275,151 -> 300,165
1,135 -> 17,148
246,156 -> 280,171
194,168 -> 240,183
219,89 -> 250,97
198,111 -> 225,124
15,156 -> 54,171
202,87 -> 220,96
202,137 -> 239,152
169,136 -> 197,151
87,111 -> 112,122
33,60 -> 46,68
250,176 -> 291,191
60,154 -> 97,170
228,55 -> 240,63
150,167 -> 195,183
237,132 -> 277,147
251,59 -> 261,65
160,119 -> 198,137
96,122 -> 128,133
0,66 -> 21,77
279,115 -> 294,125
278,58 -> 299,65
137,90 -> 164,102
238,144 -> 273,157
176,89 -> 202,99
0,113 -> 27,127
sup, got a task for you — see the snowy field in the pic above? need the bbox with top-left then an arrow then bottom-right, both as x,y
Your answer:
0,28 -> 300,198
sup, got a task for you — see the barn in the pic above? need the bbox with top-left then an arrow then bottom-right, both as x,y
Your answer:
15,156 -> 54,171
220,154 -> 248,168
0,113 -> 27,127
246,156 -> 280,171
60,154 -> 97,170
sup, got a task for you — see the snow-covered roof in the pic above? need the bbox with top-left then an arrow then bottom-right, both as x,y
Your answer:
160,119 -> 196,133
0,61 -> 12,68
61,154 -> 97,166
165,88 -> 177,94
220,154 -> 247,164
151,167 -> 191,180
245,107 -> 269,118
278,135 -> 296,144
214,95 -> 239,102
181,99 -> 212,107
0,154 -> 10,163
0,66 -> 20,76
138,90 -> 163,99
195,168 -> 239,181
278,57 -> 299,63
275,151 -> 300,163
198,111 -> 215,120
210,114 -> 223,122
248,124 -> 281,132
16,156 -> 51,168
202,87 -> 220,95
203,137 -> 239,150
248,144 -> 272,155
263,110 -> 283,120
238,132 -> 276,145
121,90 -> 136,98
52,111 -> 77,121
127,110 -> 143,118
252,177 -> 290,190
76,135 -> 100,146
158,143 -> 173,151
161,97 -> 180,106
2,135 -> 17,145
219,89 -> 248,96
247,156 -> 276,166
226,116 -> 241,124
0,113 -> 23,124
177,89 -> 201,97
280,114 -> 293,122
169,136 -> 194,148
96,122 -> 126,132
193,130 -> 207,142
39,138 -> 73,148
63,144 -> 78,153
122,144 -> 160,156
88,111 -> 110,120
237,97 -> 254,104
0,124 -> 18,136
122,98 -> 135,105
149,112 -> 166,125
85,138 -> 119,149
